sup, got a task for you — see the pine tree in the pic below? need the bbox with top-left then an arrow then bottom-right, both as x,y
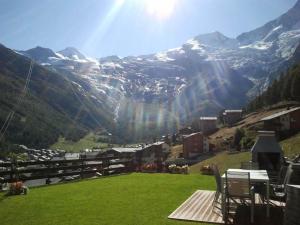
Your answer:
291,65 -> 300,101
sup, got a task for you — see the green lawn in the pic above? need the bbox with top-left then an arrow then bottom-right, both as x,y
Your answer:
0,173 -> 215,225
280,132 -> 300,158
190,151 -> 251,174
189,131 -> 300,174
50,133 -> 111,152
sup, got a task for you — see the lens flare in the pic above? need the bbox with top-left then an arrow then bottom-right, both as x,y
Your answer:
144,0 -> 178,20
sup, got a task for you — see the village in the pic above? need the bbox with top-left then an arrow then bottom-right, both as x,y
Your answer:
1,106 -> 300,189
1,103 -> 300,225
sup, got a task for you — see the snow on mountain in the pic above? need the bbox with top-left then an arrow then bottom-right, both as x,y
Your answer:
194,31 -> 239,49
16,0 -> 300,139
58,47 -> 86,60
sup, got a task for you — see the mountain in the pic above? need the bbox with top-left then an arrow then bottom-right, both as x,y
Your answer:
247,45 -> 300,112
0,44 -> 115,148
58,47 -> 87,60
19,46 -> 57,64
9,0 -> 300,143
237,0 -> 300,45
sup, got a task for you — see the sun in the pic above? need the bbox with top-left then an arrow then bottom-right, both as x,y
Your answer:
144,0 -> 177,20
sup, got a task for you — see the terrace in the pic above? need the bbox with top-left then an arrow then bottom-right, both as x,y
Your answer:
0,147 -> 299,225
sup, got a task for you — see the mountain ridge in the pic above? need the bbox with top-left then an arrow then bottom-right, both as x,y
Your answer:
0,44 -> 115,148
1,1 -> 300,146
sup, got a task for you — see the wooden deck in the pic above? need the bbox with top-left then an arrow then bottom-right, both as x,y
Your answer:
168,190 -> 284,224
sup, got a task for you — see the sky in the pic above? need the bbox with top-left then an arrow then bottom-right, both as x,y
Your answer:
0,0 -> 297,58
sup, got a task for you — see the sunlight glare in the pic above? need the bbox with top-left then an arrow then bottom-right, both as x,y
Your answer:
144,0 -> 178,20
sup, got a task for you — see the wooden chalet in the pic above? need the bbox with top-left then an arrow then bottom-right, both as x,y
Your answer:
260,107 -> 300,133
199,117 -> 218,134
182,132 -> 210,159
223,109 -> 243,126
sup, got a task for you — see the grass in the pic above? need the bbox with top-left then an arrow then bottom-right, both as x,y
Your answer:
190,151 -> 251,174
50,133 -> 110,152
188,131 -> 300,174
0,173 -> 215,225
280,132 -> 300,158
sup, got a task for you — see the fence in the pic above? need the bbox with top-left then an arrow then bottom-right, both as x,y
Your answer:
0,156 -> 134,183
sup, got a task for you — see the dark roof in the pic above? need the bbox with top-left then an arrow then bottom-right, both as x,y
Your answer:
261,107 -> 300,121
251,131 -> 283,154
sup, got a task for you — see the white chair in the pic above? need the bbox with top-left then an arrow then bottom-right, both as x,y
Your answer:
225,171 -> 255,223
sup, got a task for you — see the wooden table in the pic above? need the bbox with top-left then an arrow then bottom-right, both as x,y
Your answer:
221,169 -> 270,219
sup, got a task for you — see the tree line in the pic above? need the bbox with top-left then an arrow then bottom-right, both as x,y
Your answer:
246,63 -> 300,112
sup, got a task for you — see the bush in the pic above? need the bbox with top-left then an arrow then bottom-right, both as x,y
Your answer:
168,164 -> 189,174
200,165 -> 214,175
241,136 -> 255,149
9,181 -> 28,195
233,128 -> 245,150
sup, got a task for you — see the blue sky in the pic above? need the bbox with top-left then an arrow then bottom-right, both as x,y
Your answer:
0,0 -> 297,57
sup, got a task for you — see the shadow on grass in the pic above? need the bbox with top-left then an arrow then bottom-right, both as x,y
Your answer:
29,172 -> 133,190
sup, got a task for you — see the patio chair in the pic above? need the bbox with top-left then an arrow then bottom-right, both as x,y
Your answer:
270,165 -> 288,190
212,164 -> 222,207
258,164 -> 293,205
271,164 -> 293,202
225,171 -> 255,223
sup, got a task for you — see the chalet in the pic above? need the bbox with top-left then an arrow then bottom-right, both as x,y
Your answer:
102,147 -> 142,160
260,107 -> 300,133
182,132 -> 210,158
80,151 -> 103,159
199,117 -> 218,134
223,109 -> 243,126
177,126 -> 195,142
136,142 -> 170,171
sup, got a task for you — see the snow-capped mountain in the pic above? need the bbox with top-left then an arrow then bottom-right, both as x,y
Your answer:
58,47 -> 87,60
16,0 -> 300,140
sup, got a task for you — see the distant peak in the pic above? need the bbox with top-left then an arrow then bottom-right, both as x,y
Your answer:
28,46 -> 53,51
294,0 -> 300,8
58,47 -> 86,60
191,31 -> 238,49
64,46 -> 79,51
25,46 -> 56,55
195,31 -> 229,39
20,46 -> 56,62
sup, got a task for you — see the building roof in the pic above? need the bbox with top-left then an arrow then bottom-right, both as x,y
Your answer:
183,132 -> 203,138
110,147 -> 142,153
251,131 -> 283,154
260,107 -> 300,121
200,117 -> 218,120
152,141 -> 165,146
224,109 -> 243,113
81,151 -> 103,159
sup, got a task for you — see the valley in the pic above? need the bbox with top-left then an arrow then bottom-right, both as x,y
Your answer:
1,1 -> 300,148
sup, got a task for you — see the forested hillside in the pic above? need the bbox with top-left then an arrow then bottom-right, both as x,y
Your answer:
247,46 -> 300,112
0,44 -> 114,149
